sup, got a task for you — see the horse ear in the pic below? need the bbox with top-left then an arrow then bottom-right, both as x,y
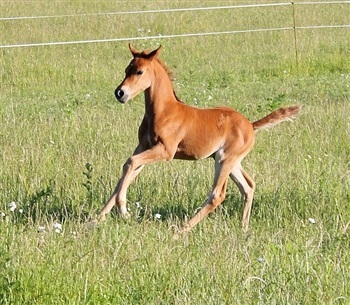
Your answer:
129,43 -> 140,57
147,45 -> 162,60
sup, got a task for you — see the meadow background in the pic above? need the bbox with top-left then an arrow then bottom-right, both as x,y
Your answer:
1,1 -> 349,304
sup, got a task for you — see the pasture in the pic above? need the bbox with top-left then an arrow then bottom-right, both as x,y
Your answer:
1,1 -> 349,304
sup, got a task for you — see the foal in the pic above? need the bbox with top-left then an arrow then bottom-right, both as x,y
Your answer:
98,44 -> 301,233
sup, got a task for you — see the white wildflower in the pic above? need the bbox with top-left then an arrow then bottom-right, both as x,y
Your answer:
38,226 -> 46,232
154,213 -> 162,220
1,212 -> 5,217
308,218 -> 316,224
19,209 -> 23,214
9,201 -> 16,212
52,221 -> 62,233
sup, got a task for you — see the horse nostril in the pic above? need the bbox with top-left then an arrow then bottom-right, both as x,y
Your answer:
116,89 -> 124,98
115,88 -> 128,103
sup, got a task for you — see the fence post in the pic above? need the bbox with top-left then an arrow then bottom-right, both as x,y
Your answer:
292,2 -> 299,73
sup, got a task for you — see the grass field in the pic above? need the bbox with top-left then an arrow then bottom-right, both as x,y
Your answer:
1,1 -> 349,304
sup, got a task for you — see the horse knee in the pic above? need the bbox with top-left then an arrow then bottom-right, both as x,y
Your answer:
208,191 -> 226,211
218,191 -> 226,203
123,157 -> 134,173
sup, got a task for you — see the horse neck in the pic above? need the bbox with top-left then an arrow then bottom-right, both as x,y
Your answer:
144,61 -> 178,115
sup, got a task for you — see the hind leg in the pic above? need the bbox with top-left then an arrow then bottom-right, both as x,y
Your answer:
180,151 -> 239,233
230,164 -> 255,231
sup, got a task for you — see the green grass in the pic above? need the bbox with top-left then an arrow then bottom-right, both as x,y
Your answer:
1,1 -> 350,304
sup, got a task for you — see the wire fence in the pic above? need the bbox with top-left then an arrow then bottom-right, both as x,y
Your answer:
0,1 -> 349,49
1,1 -> 349,21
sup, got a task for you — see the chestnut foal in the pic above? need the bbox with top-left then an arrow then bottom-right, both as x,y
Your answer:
98,44 -> 300,233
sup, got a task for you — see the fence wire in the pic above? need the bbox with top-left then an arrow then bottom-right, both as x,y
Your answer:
1,25 -> 349,49
0,1 -> 349,49
1,1 -> 349,21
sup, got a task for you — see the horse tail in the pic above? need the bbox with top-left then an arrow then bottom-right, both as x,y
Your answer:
252,105 -> 301,131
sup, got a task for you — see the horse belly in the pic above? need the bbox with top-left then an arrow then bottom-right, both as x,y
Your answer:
175,137 -> 221,160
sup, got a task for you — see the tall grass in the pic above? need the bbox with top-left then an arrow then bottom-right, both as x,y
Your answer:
1,1 -> 349,304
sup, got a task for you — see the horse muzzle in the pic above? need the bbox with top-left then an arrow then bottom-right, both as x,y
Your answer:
115,88 -> 129,103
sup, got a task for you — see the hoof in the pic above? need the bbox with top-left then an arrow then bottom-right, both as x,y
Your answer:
87,215 -> 105,227
172,225 -> 191,240
86,218 -> 99,230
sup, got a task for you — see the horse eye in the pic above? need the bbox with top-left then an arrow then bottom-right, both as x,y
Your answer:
136,70 -> 143,75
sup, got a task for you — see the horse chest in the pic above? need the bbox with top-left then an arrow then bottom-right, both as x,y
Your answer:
138,116 -> 163,147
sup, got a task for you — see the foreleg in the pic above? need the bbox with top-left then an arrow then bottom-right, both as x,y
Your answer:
99,143 -> 171,221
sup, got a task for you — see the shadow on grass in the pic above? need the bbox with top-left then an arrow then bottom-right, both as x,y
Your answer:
124,192 -> 244,225
9,179 -> 94,225
10,175 -> 324,230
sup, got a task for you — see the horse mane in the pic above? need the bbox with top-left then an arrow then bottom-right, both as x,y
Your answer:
154,57 -> 183,103
137,50 -> 183,103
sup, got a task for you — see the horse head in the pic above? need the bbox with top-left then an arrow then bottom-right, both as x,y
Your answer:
115,44 -> 162,103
